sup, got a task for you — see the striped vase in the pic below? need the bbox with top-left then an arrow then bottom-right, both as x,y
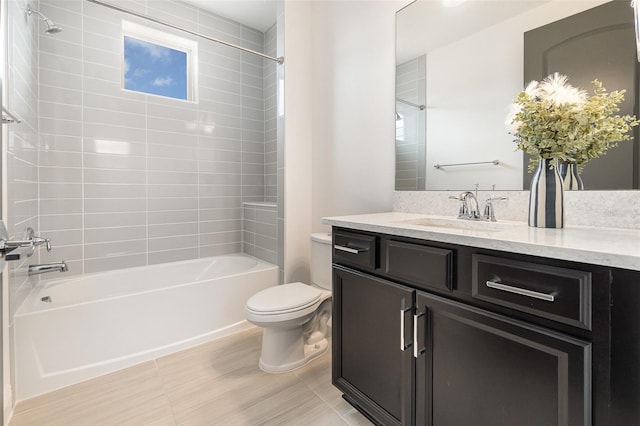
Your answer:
528,158 -> 564,228
559,161 -> 584,190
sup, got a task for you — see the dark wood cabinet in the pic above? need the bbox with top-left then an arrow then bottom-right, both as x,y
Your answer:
415,291 -> 591,426
331,226 -> 640,426
332,265 -> 414,426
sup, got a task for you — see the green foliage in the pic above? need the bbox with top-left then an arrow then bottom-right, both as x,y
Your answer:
509,79 -> 638,172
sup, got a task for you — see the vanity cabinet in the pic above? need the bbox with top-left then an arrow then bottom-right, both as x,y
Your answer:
332,227 -> 639,426
333,266 -> 414,426
414,292 -> 590,426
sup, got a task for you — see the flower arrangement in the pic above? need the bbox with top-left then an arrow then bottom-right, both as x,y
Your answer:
506,72 -> 638,172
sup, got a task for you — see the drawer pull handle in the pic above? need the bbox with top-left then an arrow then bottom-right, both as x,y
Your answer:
413,312 -> 426,358
400,307 -> 412,351
334,244 -> 368,254
486,280 -> 555,302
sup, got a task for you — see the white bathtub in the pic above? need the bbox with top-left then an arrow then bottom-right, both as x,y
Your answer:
14,254 -> 278,401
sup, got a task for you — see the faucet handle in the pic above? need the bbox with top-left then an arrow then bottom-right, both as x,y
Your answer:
483,197 -> 508,222
32,237 -> 51,252
486,196 -> 509,202
0,228 -> 53,260
449,194 -> 468,217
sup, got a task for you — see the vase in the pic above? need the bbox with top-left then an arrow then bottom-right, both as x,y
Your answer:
558,161 -> 584,190
528,158 -> 564,228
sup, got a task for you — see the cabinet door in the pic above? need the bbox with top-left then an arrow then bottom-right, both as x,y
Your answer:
415,292 -> 591,426
333,265 -> 414,426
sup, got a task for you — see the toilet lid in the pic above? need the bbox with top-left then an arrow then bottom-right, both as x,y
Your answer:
247,282 -> 322,314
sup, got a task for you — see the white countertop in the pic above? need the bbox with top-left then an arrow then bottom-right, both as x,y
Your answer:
323,212 -> 640,271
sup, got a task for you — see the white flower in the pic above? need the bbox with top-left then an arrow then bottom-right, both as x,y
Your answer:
537,72 -> 587,107
504,103 -> 521,134
523,80 -> 540,97
505,73 -> 587,134
505,81 -> 539,133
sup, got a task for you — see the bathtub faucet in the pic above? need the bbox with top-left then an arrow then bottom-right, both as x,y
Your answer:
28,261 -> 68,276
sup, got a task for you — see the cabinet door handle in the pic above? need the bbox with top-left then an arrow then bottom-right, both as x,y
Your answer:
413,312 -> 426,358
400,307 -> 412,351
486,280 -> 556,302
334,244 -> 368,254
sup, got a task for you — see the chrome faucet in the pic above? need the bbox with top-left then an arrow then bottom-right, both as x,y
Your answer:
28,261 -> 68,276
450,188 -> 508,222
450,191 -> 481,220
460,191 -> 480,219
483,196 -> 509,222
0,227 -> 51,260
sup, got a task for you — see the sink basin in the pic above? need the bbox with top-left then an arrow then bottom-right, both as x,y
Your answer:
398,216 -> 519,232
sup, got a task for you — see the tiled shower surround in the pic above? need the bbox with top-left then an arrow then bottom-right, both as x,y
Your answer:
395,55 -> 426,191
242,202 -> 277,264
6,0 -> 280,317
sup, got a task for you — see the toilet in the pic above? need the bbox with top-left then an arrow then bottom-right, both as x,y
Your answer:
245,233 -> 332,373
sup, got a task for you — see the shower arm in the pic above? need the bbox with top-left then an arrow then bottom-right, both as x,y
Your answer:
26,6 -> 46,21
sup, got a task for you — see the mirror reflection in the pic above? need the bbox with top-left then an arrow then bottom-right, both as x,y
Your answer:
396,0 -> 639,191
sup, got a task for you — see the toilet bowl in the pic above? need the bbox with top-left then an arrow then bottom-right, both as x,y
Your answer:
245,233 -> 332,373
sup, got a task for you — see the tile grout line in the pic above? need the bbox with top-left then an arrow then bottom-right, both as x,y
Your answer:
291,355 -> 354,426
152,358 -> 180,426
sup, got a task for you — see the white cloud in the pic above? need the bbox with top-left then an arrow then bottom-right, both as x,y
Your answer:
133,68 -> 151,78
126,37 -> 171,60
152,76 -> 174,87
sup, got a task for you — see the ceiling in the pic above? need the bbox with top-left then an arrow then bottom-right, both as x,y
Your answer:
182,0 -> 279,32
396,0 -> 550,64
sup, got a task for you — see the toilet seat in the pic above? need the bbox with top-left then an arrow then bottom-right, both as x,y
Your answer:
246,282 -> 322,315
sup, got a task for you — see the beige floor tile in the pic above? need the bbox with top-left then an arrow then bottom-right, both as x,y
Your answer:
168,366 -> 302,424
11,362 -> 176,426
340,406 -> 375,426
294,350 -> 371,425
156,330 -> 262,390
9,330 -> 371,426
197,377 -> 348,426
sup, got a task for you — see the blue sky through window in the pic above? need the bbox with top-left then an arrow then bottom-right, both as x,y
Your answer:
124,36 -> 188,100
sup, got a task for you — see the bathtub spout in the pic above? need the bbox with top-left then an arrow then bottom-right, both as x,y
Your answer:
28,261 -> 68,276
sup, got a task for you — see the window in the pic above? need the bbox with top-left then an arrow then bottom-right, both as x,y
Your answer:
122,21 -> 197,101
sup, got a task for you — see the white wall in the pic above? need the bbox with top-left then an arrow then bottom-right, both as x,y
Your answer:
311,0 -> 403,230
425,0 -> 610,191
283,1 -> 313,283
283,0 -> 405,283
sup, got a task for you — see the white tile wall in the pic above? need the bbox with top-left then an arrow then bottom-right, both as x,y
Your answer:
264,24 -> 277,203
30,0 -> 277,277
7,0 -> 39,321
396,55 -> 426,191
243,202 -> 277,264
4,9 -> 281,404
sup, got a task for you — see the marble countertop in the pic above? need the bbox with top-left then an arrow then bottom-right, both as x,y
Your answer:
323,212 -> 640,271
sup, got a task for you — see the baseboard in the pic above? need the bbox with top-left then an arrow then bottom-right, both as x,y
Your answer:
3,383 -> 13,426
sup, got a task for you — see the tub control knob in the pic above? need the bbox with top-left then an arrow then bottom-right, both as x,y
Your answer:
33,237 -> 51,252
0,227 -> 53,260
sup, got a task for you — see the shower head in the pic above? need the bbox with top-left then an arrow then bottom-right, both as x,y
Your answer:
26,5 -> 62,34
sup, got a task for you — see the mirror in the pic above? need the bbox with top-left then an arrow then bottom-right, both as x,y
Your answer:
396,0 -> 639,191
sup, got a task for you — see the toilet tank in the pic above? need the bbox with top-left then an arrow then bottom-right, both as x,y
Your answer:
310,233 -> 332,290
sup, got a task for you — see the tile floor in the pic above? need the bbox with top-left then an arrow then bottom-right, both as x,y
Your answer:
10,328 -> 371,426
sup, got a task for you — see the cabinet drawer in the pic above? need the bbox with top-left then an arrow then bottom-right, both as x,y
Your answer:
333,230 -> 378,271
385,240 -> 453,292
472,254 -> 592,330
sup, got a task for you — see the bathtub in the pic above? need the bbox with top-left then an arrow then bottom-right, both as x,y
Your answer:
14,254 -> 278,401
